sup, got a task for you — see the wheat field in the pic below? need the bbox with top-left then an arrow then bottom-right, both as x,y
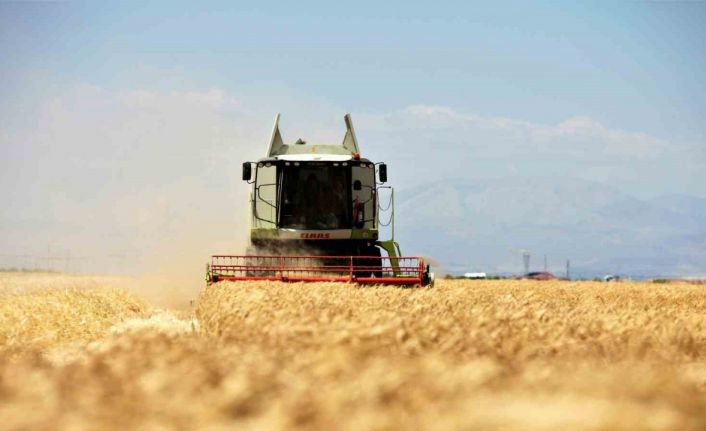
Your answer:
1,273 -> 705,430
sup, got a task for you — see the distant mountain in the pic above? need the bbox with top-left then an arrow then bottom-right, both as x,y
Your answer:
392,177 -> 706,278
649,194 -> 706,224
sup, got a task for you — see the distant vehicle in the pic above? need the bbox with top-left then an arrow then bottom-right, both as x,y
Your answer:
463,272 -> 487,279
603,274 -> 621,282
524,271 -> 557,280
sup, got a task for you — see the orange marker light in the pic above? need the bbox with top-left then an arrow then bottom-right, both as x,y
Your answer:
352,152 -> 361,160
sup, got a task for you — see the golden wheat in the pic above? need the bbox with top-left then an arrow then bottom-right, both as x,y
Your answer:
1,274 -> 705,430
0,286 -> 146,355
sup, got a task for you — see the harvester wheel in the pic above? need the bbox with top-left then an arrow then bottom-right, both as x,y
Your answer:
422,265 -> 435,288
357,246 -> 383,279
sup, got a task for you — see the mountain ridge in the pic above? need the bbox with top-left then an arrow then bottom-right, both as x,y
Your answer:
392,177 -> 706,277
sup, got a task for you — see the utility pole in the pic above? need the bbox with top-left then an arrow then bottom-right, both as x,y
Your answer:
566,259 -> 571,280
544,255 -> 547,272
523,251 -> 530,275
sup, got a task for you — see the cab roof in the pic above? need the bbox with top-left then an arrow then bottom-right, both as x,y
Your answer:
256,154 -> 373,164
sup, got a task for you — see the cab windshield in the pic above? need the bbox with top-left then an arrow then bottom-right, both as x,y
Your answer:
278,163 -> 351,230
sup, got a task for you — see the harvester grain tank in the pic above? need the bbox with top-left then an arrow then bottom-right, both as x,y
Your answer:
207,114 -> 433,286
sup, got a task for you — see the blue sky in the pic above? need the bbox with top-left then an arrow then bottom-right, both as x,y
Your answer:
1,1 -> 705,272
2,1 -> 705,137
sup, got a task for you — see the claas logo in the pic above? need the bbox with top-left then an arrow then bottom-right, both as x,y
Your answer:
300,233 -> 331,239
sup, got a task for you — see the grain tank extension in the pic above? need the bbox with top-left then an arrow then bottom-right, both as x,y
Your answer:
206,114 -> 433,286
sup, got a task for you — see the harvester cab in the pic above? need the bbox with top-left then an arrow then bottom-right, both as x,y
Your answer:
207,114 -> 433,286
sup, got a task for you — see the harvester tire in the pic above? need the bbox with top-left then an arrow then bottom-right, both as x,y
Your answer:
357,246 -> 383,279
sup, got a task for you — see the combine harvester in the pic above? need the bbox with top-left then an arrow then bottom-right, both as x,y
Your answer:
206,114 -> 433,286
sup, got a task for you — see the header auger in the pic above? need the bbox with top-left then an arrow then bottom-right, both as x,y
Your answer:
206,114 -> 433,286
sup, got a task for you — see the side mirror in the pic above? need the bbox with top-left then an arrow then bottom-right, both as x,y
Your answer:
378,164 -> 387,183
242,162 -> 252,181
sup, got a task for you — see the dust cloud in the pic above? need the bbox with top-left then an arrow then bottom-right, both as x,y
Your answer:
1,85 -> 270,303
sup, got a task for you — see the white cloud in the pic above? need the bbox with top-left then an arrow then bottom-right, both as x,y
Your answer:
359,104 -> 673,161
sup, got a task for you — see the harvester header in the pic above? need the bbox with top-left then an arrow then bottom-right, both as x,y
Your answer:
207,114 -> 433,286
